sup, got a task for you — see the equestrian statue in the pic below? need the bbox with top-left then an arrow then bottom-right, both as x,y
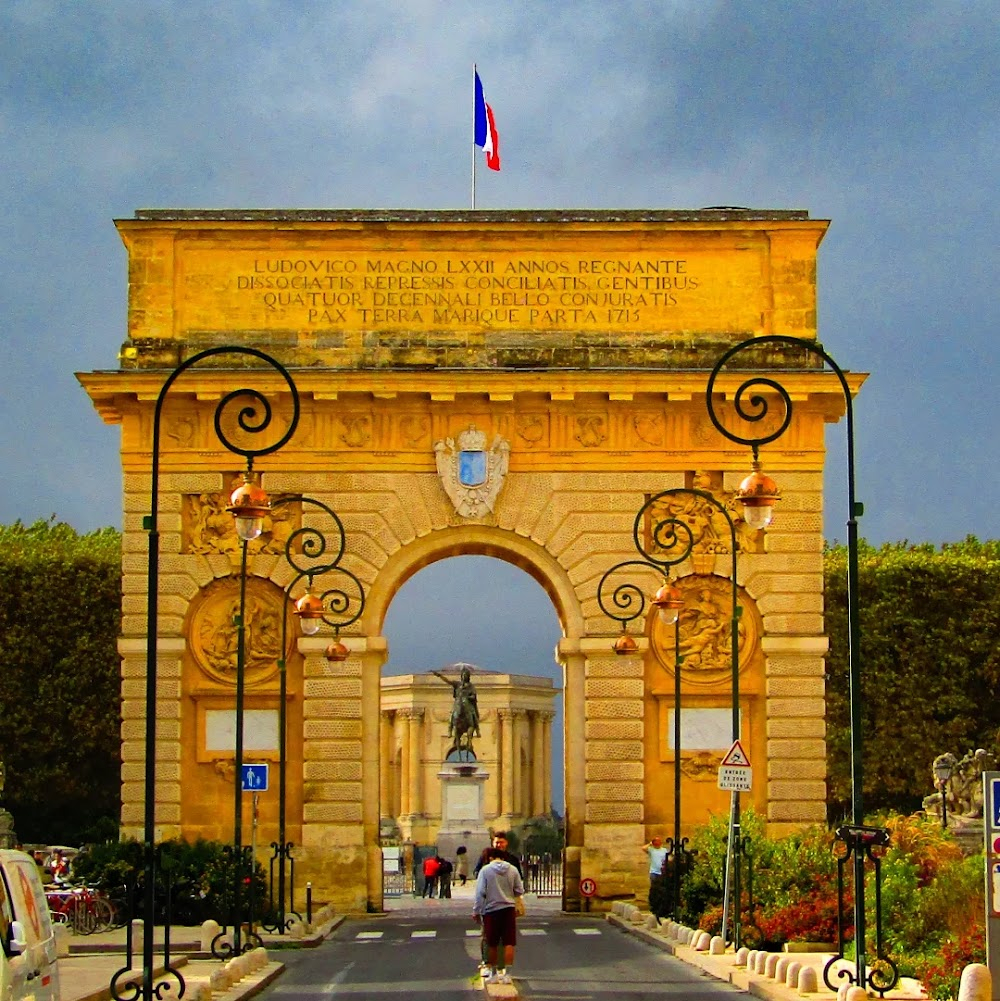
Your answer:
432,664 -> 481,760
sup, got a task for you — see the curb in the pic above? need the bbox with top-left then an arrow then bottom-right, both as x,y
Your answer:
605,913 -> 926,1001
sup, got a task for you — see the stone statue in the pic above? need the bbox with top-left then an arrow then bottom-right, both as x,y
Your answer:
432,665 -> 481,759
922,747 -> 996,827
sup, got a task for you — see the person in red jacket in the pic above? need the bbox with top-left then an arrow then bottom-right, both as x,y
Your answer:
421,853 -> 440,898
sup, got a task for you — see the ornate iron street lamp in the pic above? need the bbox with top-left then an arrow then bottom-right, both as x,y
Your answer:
113,347 -> 299,1001
597,486 -> 742,936
706,334 -> 898,995
264,495 -> 366,933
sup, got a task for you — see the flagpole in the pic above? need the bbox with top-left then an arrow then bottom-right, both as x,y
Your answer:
472,63 -> 477,210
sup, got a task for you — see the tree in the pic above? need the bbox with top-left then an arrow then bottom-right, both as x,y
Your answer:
0,519 -> 122,843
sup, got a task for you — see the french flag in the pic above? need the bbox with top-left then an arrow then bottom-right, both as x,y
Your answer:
474,70 -> 500,171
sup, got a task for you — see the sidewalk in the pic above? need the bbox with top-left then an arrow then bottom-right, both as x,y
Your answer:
57,911 -> 344,1001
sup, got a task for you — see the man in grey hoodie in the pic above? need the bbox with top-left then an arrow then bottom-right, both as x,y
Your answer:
472,846 -> 525,985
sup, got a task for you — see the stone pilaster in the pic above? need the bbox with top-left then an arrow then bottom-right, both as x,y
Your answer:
379,710 -> 393,818
762,634 -> 829,831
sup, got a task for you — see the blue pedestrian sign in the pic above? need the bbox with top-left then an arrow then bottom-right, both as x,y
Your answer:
241,763 -> 269,792
990,777 -> 1000,829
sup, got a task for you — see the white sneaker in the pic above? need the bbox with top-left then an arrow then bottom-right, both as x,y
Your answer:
496,972 -> 513,984
483,972 -> 500,984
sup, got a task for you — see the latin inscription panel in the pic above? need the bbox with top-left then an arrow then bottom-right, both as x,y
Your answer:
177,245 -> 766,335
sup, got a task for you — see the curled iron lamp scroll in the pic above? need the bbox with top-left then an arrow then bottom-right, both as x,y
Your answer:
706,335 -> 896,996
122,346 -> 300,1001
597,486 -> 742,939
265,495 -> 365,932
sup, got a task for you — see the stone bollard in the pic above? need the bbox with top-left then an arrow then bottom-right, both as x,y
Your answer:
765,953 -> 781,978
710,935 -> 725,955
837,982 -> 849,1001
224,956 -> 244,983
785,960 -> 801,987
958,963 -> 993,1001
845,987 -> 868,1001
644,914 -> 658,930
209,969 -> 230,993
201,919 -> 222,953
54,923 -> 70,958
754,951 -> 768,975
189,983 -> 211,1001
775,956 -> 790,982
797,966 -> 818,995
744,949 -> 757,970
692,931 -> 709,951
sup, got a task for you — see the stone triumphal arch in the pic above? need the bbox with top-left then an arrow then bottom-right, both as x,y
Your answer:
79,208 -> 857,912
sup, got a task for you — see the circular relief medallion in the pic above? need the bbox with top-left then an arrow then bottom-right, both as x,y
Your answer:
651,575 -> 761,686
189,577 -> 291,686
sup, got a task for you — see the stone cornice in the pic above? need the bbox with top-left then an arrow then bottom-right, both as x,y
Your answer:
127,208 -> 815,225
79,367 -> 865,421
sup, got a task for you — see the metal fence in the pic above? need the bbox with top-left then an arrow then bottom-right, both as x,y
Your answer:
381,849 -> 564,899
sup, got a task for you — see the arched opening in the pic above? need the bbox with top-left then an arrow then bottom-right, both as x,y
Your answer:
376,548 -> 567,888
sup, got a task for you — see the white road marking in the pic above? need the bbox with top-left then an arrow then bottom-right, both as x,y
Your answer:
354,931 -> 383,940
411,929 -> 437,938
572,927 -> 602,935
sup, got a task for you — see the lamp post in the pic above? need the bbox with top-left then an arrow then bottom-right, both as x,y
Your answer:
112,347 -> 299,1001
932,753 -> 956,831
265,495 -> 366,933
706,334 -> 898,995
598,486 -> 742,935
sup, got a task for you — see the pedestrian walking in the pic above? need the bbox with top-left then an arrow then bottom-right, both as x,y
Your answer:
437,855 -> 453,898
421,853 -> 440,898
473,846 -> 524,985
473,832 -> 523,975
455,845 -> 469,885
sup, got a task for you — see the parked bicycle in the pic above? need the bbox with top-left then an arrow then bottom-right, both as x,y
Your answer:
46,883 -> 116,934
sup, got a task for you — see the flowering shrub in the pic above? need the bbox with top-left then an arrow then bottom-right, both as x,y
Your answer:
916,912 -> 986,1000
679,808 -> 985,994
757,894 -> 842,945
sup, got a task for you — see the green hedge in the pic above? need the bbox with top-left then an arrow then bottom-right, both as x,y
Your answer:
0,519 -> 121,843
825,537 -> 1000,819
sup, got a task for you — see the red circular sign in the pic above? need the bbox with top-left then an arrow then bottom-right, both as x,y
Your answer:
993,836 -> 1000,854
580,877 -> 597,897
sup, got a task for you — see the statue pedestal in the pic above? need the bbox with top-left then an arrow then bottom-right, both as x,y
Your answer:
436,763 -> 491,861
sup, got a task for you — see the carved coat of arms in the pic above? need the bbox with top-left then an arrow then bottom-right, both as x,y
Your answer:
434,424 -> 510,518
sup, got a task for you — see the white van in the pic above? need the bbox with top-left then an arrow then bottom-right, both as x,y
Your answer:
0,850 -> 59,1001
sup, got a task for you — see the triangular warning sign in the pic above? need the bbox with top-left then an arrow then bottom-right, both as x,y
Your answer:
721,739 -> 750,767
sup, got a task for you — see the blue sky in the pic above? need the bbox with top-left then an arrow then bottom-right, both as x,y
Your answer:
2,3 -> 997,800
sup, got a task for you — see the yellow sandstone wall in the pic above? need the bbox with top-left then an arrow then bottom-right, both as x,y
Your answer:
81,210 -> 850,912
